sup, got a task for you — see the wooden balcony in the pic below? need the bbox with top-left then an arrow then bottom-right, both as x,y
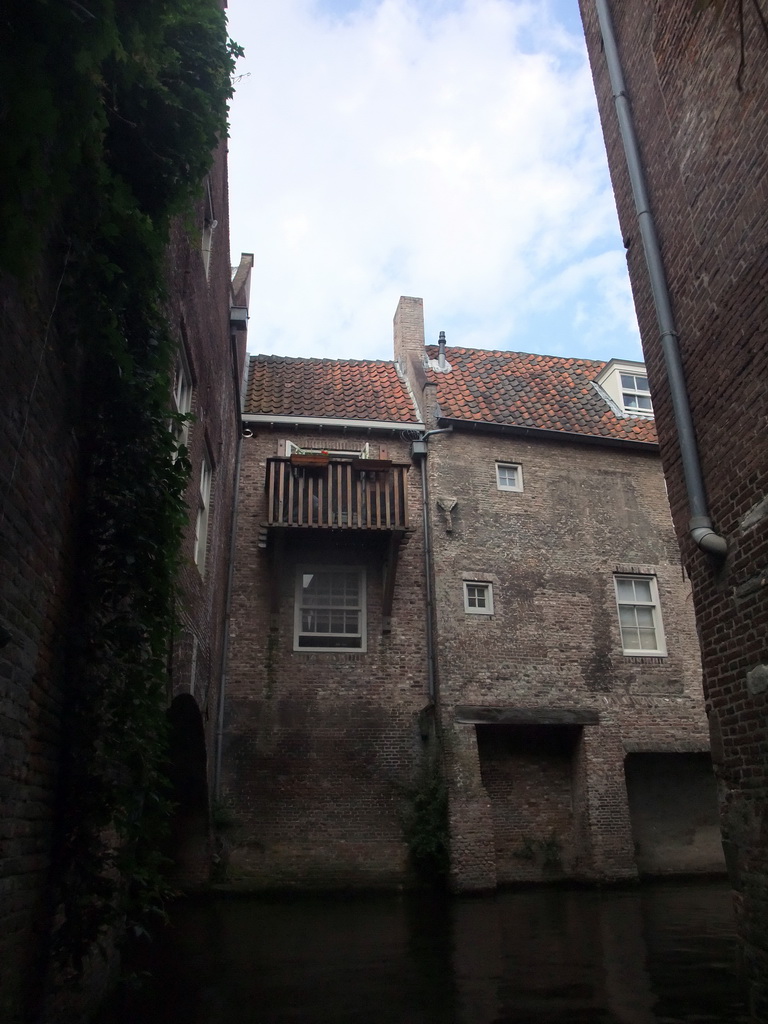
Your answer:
264,457 -> 410,532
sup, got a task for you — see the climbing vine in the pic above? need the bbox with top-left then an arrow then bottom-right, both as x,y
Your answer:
1,0 -> 241,982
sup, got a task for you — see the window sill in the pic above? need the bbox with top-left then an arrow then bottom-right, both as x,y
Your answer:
293,649 -> 367,657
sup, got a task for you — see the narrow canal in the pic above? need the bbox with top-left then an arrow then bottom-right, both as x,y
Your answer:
102,880 -> 748,1023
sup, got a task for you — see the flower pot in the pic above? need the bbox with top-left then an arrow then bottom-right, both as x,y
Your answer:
290,453 -> 330,468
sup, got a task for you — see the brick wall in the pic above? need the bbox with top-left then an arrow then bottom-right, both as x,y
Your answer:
446,723 -> 497,890
0,139 -> 238,1017
422,421 -> 712,886
222,429 -> 431,887
477,725 -> 580,883
580,0 -> 768,1014
166,143 -> 241,801
224,301 -> 718,893
0,261 -> 83,1019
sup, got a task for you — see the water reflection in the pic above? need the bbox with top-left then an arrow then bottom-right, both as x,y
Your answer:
103,882 -> 747,1023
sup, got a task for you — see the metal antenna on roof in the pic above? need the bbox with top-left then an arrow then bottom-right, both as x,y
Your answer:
437,330 -> 447,370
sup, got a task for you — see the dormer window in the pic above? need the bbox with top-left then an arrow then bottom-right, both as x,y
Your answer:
594,359 -> 654,419
620,373 -> 653,416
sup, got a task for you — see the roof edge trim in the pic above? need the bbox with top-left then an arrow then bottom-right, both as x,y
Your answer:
437,417 -> 658,451
243,414 -> 425,432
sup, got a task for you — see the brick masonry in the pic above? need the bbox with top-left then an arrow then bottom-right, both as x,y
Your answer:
222,429 -> 430,887
1,257 -> 83,1020
422,418 -> 713,888
0,138 -> 241,1017
164,144 -> 245,881
224,297 -> 721,894
580,0 -> 768,1015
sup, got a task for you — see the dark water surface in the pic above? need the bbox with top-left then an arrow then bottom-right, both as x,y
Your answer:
103,881 -> 748,1023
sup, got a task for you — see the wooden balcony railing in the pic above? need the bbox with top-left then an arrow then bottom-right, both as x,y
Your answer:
265,458 -> 410,530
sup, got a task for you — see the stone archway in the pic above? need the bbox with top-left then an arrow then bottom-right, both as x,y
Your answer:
167,694 -> 211,887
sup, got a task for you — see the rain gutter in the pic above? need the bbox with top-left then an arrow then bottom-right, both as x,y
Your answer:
242,414 -> 425,433
437,418 -> 658,453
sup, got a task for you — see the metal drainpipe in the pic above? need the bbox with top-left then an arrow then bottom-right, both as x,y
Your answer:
213,331 -> 246,801
594,0 -> 727,559
415,426 -> 453,701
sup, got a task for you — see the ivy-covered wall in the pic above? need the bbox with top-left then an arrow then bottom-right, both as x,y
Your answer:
0,1 -> 242,1018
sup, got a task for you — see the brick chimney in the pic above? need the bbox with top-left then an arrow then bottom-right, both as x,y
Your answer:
393,295 -> 437,427
393,296 -> 425,369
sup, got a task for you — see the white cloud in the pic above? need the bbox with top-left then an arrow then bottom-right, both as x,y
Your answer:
226,0 -> 641,362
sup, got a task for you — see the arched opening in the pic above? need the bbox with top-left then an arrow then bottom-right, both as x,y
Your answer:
167,694 -> 211,887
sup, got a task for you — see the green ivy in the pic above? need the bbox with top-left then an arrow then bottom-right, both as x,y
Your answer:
1,0 -> 241,983
403,760 -> 449,885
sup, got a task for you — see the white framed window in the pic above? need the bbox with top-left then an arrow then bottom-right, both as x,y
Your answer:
172,348 -> 193,453
201,220 -> 217,280
201,178 -> 217,280
464,581 -> 494,615
614,575 -> 666,655
620,373 -> 653,416
595,360 -> 655,420
194,452 -> 212,574
496,462 -> 523,492
294,567 -> 366,651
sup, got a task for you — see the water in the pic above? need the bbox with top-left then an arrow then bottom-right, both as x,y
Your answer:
104,881 -> 748,1023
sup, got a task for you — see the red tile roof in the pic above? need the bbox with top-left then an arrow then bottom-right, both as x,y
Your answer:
245,355 -> 421,424
425,346 -> 657,444
245,348 -> 657,445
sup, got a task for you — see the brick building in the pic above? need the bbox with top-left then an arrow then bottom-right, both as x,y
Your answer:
163,176 -> 254,890
0,136 -> 249,1018
222,295 -> 722,891
579,0 -> 768,1014
223,352 -> 428,887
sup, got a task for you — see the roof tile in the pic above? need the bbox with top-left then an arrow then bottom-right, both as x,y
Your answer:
426,346 -> 657,443
244,355 -> 421,424
244,347 -> 658,445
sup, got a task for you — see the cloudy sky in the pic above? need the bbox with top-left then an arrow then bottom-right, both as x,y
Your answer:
226,0 -> 641,364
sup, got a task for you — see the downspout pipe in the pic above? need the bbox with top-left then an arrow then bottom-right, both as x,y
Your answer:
414,426 -> 453,702
594,0 -> 727,559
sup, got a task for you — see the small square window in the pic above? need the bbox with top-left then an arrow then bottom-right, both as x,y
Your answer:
620,373 -> 653,417
614,575 -> 666,655
464,581 -> 494,615
496,463 -> 523,492
294,567 -> 366,651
